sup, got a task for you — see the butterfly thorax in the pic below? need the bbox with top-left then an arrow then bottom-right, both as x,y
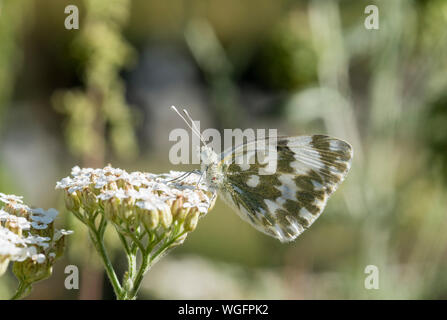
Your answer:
200,146 -> 224,192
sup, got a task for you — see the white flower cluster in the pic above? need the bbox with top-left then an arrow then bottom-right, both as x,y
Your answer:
56,166 -> 216,236
0,192 -> 72,275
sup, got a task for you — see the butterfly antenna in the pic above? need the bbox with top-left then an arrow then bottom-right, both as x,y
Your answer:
171,106 -> 206,146
182,109 -> 207,146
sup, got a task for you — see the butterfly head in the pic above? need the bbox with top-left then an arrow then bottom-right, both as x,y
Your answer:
170,106 -> 223,190
200,145 -> 218,166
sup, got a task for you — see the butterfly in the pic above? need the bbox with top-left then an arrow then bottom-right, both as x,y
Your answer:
171,106 -> 353,242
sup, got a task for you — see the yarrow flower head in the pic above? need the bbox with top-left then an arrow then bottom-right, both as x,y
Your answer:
56,165 -> 216,244
0,192 -> 73,282
56,165 -> 216,299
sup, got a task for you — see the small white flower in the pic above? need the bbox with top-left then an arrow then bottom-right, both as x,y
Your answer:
1,193 -> 72,267
32,253 -> 46,264
31,221 -> 48,230
7,202 -> 31,212
54,229 -> 74,241
8,216 -> 31,230
97,189 -> 128,201
152,182 -> 173,194
94,176 -> 110,189
0,192 -> 24,204
71,166 -> 82,176
30,208 -> 58,224
55,177 -> 73,189
24,235 -> 51,248
136,201 -> 157,211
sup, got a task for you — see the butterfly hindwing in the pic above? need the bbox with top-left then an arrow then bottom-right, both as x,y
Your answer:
217,135 -> 353,242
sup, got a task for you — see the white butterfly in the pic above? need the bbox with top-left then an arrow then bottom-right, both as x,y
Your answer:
171,106 -> 353,242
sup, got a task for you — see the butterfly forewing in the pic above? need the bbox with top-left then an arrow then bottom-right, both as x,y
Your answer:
217,135 -> 353,242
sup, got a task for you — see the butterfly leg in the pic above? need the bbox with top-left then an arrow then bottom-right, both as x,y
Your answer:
167,170 -> 203,183
195,170 -> 205,189
208,192 -> 217,210
167,171 -> 193,182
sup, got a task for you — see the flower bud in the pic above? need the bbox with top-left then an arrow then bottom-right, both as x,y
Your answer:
3,202 -> 26,217
184,208 -> 199,232
64,190 -> 80,211
5,218 -> 22,236
171,197 -> 183,216
104,198 -> 119,223
118,206 -> 133,221
0,257 -> 10,277
13,258 -> 52,285
177,208 -> 189,221
159,208 -> 173,229
116,179 -> 125,189
81,189 -> 97,211
108,181 -> 119,190
139,209 -> 159,230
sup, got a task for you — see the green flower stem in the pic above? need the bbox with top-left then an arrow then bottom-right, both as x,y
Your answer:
11,281 -> 32,300
128,251 -> 150,300
128,232 -> 186,299
117,233 -> 134,289
125,227 -> 146,253
117,232 -> 131,255
87,218 -> 125,299
78,207 -> 188,299
122,246 -> 138,297
129,244 -> 138,280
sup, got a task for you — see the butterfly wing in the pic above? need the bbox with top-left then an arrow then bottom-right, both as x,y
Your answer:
216,135 -> 353,242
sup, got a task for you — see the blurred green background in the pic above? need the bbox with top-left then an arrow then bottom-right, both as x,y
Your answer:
1,0 -> 447,299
